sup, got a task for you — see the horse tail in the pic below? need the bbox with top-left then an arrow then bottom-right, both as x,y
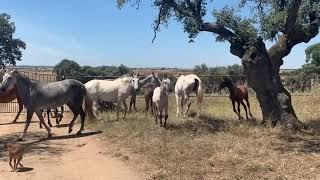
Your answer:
194,77 -> 203,117
84,95 -> 95,119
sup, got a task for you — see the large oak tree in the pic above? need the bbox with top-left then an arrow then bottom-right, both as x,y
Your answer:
117,0 -> 320,129
0,13 -> 26,67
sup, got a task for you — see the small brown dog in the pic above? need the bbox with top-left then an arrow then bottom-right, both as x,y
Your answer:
4,143 -> 25,172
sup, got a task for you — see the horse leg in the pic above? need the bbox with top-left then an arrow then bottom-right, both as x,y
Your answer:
154,105 -> 158,124
231,100 -> 241,120
237,101 -> 243,120
159,110 -> 163,127
116,99 -> 121,120
181,94 -> 185,117
175,93 -> 180,117
245,98 -> 253,117
60,106 -> 64,122
164,107 -> 168,127
54,108 -> 59,125
122,98 -> 128,119
144,96 -> 149,115
13,102 -> 23,123
184,96 -> 191,117
35,111 -> 52,138
77,107 -> 86,135
149,98 -> 154,115
67,106 -> 80,134
47,109 -> 53,127
240,100 -> 249,120
18,110 -> 34,141
129,95 -> 134,112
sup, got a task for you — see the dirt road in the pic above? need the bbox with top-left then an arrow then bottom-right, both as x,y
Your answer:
0,113 -> 141,180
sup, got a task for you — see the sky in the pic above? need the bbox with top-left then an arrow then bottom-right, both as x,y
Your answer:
0,0 -> 319,69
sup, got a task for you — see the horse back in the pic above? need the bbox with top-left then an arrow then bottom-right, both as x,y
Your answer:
234,85 -> 248,100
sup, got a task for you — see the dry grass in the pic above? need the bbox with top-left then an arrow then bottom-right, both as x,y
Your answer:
88,95 -> 320,179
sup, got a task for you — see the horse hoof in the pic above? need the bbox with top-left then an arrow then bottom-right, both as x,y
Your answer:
17,138 -> 23,141
76,131 -> 82,135
47,134 -> 52,138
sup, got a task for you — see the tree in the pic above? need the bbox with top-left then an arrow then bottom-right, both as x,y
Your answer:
0,13 -> 26,67
306,43 -> 320,66
194,63 -> 208,75
117,0 -> 320,129
53,59 -> 82,79
117,64 -> 130,75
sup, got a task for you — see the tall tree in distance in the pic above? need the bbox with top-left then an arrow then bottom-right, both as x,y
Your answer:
305,43 -> 320,66
117,0 -> 320,129
0,13 -> 26,67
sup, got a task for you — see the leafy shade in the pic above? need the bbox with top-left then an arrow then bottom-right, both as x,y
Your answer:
0,13 -> 26,67
305,43 -> 320,66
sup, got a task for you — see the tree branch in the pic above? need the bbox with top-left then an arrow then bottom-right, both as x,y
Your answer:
283,0 -> 302,35
152,4 -> 164,43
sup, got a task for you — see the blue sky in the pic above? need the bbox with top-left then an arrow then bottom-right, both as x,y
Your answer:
0,0 -> 319,68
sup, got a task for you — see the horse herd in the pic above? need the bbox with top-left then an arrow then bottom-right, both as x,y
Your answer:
0,70 -> 253,141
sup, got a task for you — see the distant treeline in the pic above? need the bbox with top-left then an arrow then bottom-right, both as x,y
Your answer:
53,59 -> 131,83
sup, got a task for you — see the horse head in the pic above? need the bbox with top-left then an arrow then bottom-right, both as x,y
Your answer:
219,77 -> 235,91
131,73 -> 140,91
161,78 -> 171,93
0,70 -> 18,92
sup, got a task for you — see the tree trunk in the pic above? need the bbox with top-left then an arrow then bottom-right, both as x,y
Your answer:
240,42 -> 305,130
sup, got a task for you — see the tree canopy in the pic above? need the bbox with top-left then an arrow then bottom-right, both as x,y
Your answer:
0,13 -> 26,67
117,0 -> 319,64
53,59 -> 131,82
305,43 -> 320,66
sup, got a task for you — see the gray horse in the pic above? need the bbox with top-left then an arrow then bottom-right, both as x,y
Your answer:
0,70 -> 86,141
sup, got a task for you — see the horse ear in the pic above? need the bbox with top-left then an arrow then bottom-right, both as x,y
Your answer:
152,72 -> 155,76
137,73 -> 139,76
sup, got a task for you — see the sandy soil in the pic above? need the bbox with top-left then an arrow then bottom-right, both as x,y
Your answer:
0,113 -> 141,180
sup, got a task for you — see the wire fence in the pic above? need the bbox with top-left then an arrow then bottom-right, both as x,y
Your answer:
1,73 -> 320,113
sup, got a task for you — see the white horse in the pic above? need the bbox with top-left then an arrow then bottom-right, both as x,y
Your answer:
84,74 -> 139,120
175,74 -> 203,118
152,78 -> 171,127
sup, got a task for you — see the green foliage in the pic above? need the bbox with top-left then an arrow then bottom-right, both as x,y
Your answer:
0,13 -> 26,67
117,0 -> 320,48
305,43 -> 320,66
193,63 -> 244,76
53,59 -> 82,78
53,59 -> 131,83
213,7 -> 258,45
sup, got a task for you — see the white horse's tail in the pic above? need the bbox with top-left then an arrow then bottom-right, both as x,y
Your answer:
194,77 -> 203,117
84,95 -> 96,120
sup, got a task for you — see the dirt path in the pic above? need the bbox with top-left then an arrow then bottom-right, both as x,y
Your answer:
0,113 -> 141,180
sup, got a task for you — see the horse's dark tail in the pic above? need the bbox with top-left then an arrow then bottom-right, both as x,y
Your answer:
194,77 -> 203,117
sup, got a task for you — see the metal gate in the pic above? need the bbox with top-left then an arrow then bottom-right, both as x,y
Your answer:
0,71 -> 61,113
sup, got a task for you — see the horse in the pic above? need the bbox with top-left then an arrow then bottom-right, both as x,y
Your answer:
152,78 -> 171,127
219,77 -> 253,120
0,70 -> 86,141
174,74 -> 203,118
0,86 -> 23,123
129,72 -> 161,113
40,106 -> 64,128
84,74 -> 140,120
0,83 -> 64,126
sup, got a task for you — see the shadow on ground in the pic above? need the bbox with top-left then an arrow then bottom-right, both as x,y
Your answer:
274,118 -> 320,154
0,130 -> 102,160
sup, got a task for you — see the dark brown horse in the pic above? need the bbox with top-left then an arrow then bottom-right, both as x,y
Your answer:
219,77 -> 253,120
0,85 -> 23,122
